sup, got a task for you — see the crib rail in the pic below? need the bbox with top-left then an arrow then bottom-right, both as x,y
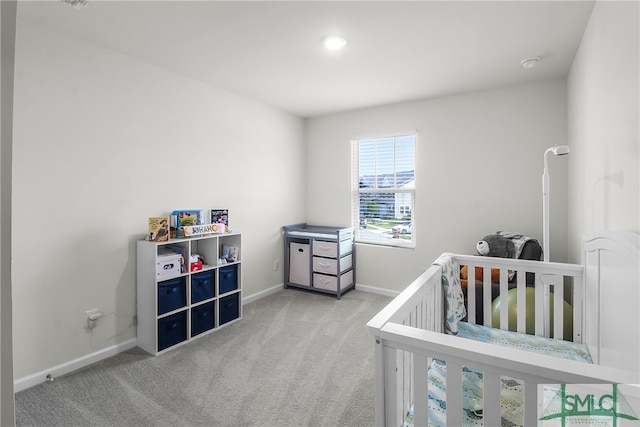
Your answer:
367,265 -> 443,425
380,323 -> 635,427
370,233 -> 640,427
456,255 -> 584,342
367,265 -> 443,333
367,254 -> 588,427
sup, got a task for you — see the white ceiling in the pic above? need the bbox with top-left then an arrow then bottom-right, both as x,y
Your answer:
17,0 -> 595,118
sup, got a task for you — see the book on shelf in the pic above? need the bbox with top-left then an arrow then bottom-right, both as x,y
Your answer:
148,217 -> 169,242
210,209 -> 229,232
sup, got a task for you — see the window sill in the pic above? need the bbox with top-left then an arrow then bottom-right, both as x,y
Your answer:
355,239 -> 416,249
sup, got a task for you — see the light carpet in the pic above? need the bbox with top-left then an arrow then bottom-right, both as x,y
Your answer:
15,289 -> 391,427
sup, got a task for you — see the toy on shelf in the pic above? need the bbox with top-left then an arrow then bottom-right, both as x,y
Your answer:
170,210 -> 205,238
189,254 -> 205,272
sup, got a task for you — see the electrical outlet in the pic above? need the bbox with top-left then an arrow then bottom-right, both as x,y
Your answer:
273,260 -> 279,271
85,308 -> 101,329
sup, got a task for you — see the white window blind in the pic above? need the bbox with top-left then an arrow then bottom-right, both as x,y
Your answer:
351,134 -> 416,247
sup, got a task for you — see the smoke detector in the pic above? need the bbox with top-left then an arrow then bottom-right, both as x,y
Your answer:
521,58 -> 540,69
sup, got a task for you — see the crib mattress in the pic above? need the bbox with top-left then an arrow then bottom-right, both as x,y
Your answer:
405,322 -> 593,427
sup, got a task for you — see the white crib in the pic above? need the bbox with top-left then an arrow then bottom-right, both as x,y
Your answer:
367,231 -> 639,426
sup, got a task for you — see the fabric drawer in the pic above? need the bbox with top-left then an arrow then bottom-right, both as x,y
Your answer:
191,301 -> 215,337
219,293 -> 240,326
312,240 -> 337,258
313,270 -> 354,292
157,277 -> 187,315
191,270 -> 215,303
313,254 -> 352,274
157,310 -> 187,351
219,264 -> 238,294
289,243 -> 310,286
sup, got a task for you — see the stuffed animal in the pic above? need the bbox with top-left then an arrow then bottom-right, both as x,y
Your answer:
476,234 -> 516,258
460,234 -> 516,290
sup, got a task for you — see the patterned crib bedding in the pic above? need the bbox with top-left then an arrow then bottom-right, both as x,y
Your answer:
404,322 -> 593,427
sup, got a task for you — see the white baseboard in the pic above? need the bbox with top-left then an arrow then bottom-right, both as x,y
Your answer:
242,283 -> 284,305
14,338 -> 137,393
15,283 -> 391,392
354,283 -> 400,298
242,282 -> 399,302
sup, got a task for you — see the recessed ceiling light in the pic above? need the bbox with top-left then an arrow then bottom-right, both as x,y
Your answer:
322,36 -> 347,51
521,57 -> 540,69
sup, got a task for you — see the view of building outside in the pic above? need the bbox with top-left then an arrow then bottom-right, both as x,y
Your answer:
353,134 -> 415,247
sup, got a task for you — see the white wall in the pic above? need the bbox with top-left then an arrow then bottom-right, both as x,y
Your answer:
12,21 -> 306,382
306,79 -> 569,293
567,0 -> 640,262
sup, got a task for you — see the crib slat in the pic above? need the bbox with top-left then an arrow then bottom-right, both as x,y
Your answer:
373,338 -> 385,426
483,371 -> 501,427
413,356 -> 428,427
483,268 -> 492,326
573,276 -> 584,343
445,361 -> 463,427
535,275 -> 545,336
433,269 -> 444,333
383,346 -> 402,427
467,265 -> 476,324
499,268 -> 509,330
554,281 -> 564,340
403,350 -> 412,423
516,270 -> 527,334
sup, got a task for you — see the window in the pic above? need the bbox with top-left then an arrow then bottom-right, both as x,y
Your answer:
351,134 -> 415,247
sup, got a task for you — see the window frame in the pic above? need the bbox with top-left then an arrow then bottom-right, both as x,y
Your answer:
351,133 -> 416,248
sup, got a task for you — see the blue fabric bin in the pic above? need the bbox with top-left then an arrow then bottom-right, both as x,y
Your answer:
191,270 -> 215,303
157,277 -> 187,315
157,311 -> 187,351
219,265 -> 238,294
219,293 -> 240,326
191,301 -> 215,337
